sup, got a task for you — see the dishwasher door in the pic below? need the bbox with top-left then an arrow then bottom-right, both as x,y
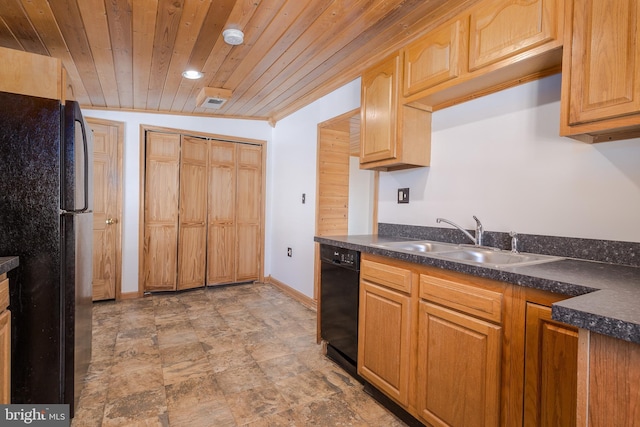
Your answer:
320,245 -> 360,367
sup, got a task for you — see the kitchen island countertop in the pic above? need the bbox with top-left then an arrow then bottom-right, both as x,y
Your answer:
0,257 -> 19,275
315,234 -> 640,344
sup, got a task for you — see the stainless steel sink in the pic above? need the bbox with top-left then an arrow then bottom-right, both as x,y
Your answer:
371,240 -> 459,253
435,247 -> 563,268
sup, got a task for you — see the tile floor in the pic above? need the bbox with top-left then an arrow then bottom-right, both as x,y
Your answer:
72,282 -> 408,426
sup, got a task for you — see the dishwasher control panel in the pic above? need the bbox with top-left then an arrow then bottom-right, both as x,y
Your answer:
320,244 -> 360,270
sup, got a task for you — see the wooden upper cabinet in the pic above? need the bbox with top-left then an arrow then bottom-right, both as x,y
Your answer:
468,0 -> 561,71
403,0 -> 563,110
0,47 -> 64,100
361,54 -> 399,165
143,132 -> 180,292
360,53 -> 431,171
403,17 -> 469,97
560,0 -> 640,142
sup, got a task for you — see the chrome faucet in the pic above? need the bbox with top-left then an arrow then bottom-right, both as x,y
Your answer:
436,216 -> 484,246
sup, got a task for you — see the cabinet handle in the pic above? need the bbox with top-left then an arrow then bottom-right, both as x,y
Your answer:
105,218 -> 119,225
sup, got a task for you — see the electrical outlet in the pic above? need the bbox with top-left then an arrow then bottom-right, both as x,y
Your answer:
287,247 -> 292,257
398,188 -> 410,204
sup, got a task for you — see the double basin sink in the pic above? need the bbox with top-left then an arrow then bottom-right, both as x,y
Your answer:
371,240 -> 563,269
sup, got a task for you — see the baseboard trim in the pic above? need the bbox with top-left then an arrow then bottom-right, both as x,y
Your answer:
266,275 -> 316,311
120,291 -> 141,300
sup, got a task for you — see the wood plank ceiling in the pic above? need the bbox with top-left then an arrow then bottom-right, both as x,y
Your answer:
0,0 -> 477,123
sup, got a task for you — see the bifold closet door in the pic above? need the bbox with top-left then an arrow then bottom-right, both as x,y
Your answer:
208,141 -> 236,285
143,132 -> 180,291
177,136 -> 208,290
236,144 -> 262,282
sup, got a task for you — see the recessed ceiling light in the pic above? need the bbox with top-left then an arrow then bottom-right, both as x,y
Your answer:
223,29 -> 244,46
182,70 -> 203,80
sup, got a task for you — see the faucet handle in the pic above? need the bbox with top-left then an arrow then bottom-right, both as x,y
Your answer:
509,231 -> 518,253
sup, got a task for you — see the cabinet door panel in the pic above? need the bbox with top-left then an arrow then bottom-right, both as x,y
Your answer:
403,18 -> 468,96
567,0 -> 640,125
358,280 -> 411,406
208,224 -> 235,285
417,301 -> 501,427
469,0 -> 559,71
524,303 -> 578,427
360,54 -> 399,164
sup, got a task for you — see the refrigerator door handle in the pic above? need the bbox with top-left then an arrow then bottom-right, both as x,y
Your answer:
63,101 -> 90,213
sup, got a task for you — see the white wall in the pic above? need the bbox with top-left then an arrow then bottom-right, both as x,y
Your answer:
379,74 -> 640,242
348,156 -> 375,234
268,79 -> 361,297
82,109 -> 272,294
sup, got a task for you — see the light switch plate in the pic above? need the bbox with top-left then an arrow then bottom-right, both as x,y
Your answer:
398,188 -> 409,204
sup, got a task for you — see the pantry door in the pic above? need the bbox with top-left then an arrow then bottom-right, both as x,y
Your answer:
88,118 -> 123,301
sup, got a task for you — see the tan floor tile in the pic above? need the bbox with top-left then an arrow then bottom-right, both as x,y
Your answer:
257,353 -> 310,382
274,370 -> 341,406
162,355 -> 213,386
206,346 -> 255,373
292,394 -> 369,427
165,373 -> 224,410
167,399 -> 236,427
76,283 -> 409,427
102,389 -> 167,426
225,385 -> 289,425
107,364 -> 164,399
159,341 -> 206,366
215,361 -> 271,395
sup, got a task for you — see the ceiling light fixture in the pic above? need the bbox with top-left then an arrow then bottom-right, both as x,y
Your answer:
223,29 -> 244,46
182,70 -> 203,80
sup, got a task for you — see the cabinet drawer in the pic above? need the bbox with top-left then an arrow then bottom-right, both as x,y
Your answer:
361,259 -> 412,294
0,276 -> 8,311
420,274 -> 502,323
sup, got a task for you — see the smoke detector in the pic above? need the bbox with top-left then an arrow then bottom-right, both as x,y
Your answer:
196,87 -> 233,110
223,29 -> 244,45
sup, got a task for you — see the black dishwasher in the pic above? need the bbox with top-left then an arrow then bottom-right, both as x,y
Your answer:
320,244 -> 361,381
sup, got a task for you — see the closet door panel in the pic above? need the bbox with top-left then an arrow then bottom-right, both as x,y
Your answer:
144,132 -> 180,291
178,136 -> 207,290
208,141 -> 237,285
236,144 -> 262,282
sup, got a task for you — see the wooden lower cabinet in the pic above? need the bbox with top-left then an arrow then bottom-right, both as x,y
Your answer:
523,303 -> 578,427
1,274 -> 10,404
577,331 -> 640,427
417,301 -> 502,427
358,257 -> 413,406
357,253 -> 580,427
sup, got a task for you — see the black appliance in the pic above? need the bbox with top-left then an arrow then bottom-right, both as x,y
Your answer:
320,244 -> 361,381
0,91 -> 93,415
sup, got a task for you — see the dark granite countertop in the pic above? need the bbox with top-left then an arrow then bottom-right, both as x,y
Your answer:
315,234 -> 640,345
0,256 -> 19,275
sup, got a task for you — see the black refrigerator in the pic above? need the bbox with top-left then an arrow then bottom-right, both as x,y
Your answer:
0,91 -> 93,416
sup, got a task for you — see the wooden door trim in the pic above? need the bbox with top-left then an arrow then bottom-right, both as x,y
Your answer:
86,117 -> 124,300
138,125 -> 267,296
